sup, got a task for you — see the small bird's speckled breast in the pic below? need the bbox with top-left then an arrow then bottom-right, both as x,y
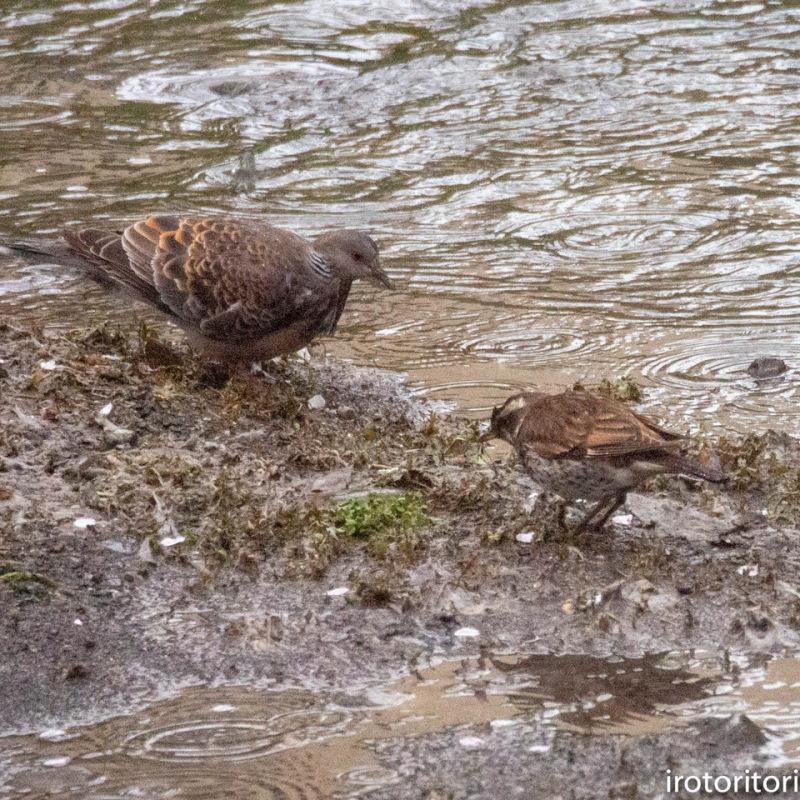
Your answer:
521,450 -> 637,502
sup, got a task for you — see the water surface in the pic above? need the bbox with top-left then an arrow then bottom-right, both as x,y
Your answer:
3,650 -> 798,798
2,0 -> 800,432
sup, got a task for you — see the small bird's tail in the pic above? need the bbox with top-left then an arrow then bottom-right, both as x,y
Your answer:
661,451 -> 728,483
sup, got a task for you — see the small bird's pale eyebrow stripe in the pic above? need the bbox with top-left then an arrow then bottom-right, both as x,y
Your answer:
498,396 -> 527,417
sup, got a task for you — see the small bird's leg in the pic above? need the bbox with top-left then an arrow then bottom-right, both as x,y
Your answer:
555,498 -> 567,530
586,489 -> 628,531
247,361 -> 277,384
574,496 -> 612,532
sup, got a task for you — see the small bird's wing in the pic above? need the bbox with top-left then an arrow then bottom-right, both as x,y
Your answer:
517,392 -> 682,460
62,216 -> 336,343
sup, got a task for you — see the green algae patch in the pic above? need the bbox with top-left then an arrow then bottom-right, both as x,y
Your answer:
328,492 -> 429,556
599,375 -> 643,403
268,492 -> 431,577
0,562 -> 55,594
571,376 -> 643,403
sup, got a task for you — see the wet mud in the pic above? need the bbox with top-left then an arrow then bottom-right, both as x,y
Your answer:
3,323 -> 800,797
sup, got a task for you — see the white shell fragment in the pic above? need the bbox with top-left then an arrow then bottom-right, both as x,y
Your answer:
39,729 -> 70,742
611,514 -> 633,526
39,360 -> 57,371
99,539 -> 135,554
73,517 -> 96,529
454,627 -> 480,638
458,736 -> 484,749
95,402 -> 135,446
138,539 -> 156,563
737,564 -> 759,577
326,586 -> 349,597
308,394 -> 326,410
490,719 -> 518,729
160,534 -> 185,548
515,531 -> 535,543
43,756 -> 71,767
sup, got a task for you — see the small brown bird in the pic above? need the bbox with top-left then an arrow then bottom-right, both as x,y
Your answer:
2,215 -> 392,364
486,390 -> 727,531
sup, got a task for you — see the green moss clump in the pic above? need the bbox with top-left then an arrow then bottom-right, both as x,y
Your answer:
711,431 -> 800,523
271,492 -> 430,576
202,469 -> 261,561
599,376 -> 643,403
73,322 -> 130,356
0,562 -> 55,594
136,322 -> 183,369
714,432 -> 784,492
329,492 -> 429,553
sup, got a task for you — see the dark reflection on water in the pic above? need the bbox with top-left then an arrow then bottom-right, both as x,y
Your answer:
2,0 -> 800,431
2,650 -> 789,799
490,652 -> 712,730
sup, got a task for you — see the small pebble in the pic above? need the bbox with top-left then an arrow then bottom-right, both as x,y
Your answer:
326,586 -> 349,597
454,627 -> 480,638
73,517 -> 96,529
308,394 -> 326,410
515,531 -> 534,543
99,539 -> 136,554
611,514 -> 633,526
337,405 -> 356,420
39,360 -> 57,371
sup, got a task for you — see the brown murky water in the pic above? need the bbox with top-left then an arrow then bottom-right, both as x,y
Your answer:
2,0 -> 800,432
2,651 -> 800,798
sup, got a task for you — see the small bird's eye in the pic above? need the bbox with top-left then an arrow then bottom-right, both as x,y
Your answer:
353,252 -> 364,262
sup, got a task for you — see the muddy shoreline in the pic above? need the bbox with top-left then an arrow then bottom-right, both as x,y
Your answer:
2,321 -> 800,797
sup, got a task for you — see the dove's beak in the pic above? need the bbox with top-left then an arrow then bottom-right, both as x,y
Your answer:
370,262 -> 394,289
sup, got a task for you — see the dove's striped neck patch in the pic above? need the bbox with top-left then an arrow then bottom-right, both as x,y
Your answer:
309,251 -> 332,279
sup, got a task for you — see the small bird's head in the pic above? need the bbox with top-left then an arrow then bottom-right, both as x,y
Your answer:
314,229 -> 392,289
482,393 -> 531,444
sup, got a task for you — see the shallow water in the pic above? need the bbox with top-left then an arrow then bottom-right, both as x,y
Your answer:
2,0 -> 800,432
2,650 -> 800,798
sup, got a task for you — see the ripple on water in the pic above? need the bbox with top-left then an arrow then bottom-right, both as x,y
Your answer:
118,688 -> 349,763
3,0 -> 800,437
8,651 -> 800,798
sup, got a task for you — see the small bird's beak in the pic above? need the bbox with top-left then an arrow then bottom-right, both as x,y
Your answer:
369,263 -> 394,289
